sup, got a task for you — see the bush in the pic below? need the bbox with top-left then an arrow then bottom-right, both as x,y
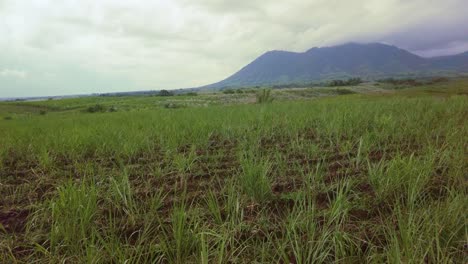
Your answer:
86,104 -> 106,113
378,77 -> 449,87
377,78 -> 420,86
185,92 -> 198,96
222,89 -> 236,94
4,116 -> 13,120
428,77 -> 449,84
256,89 -> 274,104
335,88 -> 356,95
328,78 -> 363,87
39,110 -> 47,115
158,90 -> 174,96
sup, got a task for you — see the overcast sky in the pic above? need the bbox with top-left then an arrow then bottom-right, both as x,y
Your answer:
1,0 -> 467,97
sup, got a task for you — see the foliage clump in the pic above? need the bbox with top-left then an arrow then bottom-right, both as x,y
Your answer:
86,104 -> 106,113
378,78 -> 421,86
239,155 -> 271,202
158,90 -> 174,96
335,88 -> 356,95
256,89 -> 274,104
377,77 -> 448,87
222,89 -> 236,94
328,78 -> 363,87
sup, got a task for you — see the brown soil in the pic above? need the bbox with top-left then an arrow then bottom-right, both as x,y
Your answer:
0,209 -> 30,233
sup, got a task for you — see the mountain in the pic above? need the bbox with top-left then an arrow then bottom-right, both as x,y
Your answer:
202,43 -> 468,88
428,51 -> 468,70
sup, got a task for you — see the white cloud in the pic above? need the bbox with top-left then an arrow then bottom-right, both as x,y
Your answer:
0,69 -> 27,78
0,0 -> 467,97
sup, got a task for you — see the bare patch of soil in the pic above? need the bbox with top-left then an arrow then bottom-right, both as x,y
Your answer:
0,209 -> 30,233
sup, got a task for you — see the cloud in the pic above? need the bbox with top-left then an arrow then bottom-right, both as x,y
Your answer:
0,0 -> 467,97
413,41 -> 468,57
0,69 -> 27,78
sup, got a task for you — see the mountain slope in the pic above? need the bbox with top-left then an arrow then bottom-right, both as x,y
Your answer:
203,43 -> 468,88
428,51 -> 468,70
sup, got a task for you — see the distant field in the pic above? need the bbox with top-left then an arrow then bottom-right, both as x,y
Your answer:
0,79 -> 467,263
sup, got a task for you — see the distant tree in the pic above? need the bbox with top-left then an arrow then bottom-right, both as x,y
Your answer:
347,77 -> 362,85
328,78 -> 363,87
158,90 -> 174,96
222,89 -> 236,94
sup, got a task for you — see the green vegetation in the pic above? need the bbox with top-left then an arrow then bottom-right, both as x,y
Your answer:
222,89 -> 236,94
328,78 -> 363,87
86,104 -> 107,113
239,153 -> 272,202
0,79 -> 467,263
377,77 -> 449,87
256,89 -> 274,104
334,88 -> 356,95
158,90 -> 174,96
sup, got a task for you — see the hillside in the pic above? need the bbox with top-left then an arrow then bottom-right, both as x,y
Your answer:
203,43 -> 468,88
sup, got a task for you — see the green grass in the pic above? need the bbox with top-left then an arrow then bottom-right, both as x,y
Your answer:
239,153 -> 272,202
0,79 -> 467,263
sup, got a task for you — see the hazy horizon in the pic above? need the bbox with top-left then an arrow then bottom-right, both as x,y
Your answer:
1,0 -> 468,97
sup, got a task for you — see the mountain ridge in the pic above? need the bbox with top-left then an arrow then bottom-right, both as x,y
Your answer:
201,42 -> 468,89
